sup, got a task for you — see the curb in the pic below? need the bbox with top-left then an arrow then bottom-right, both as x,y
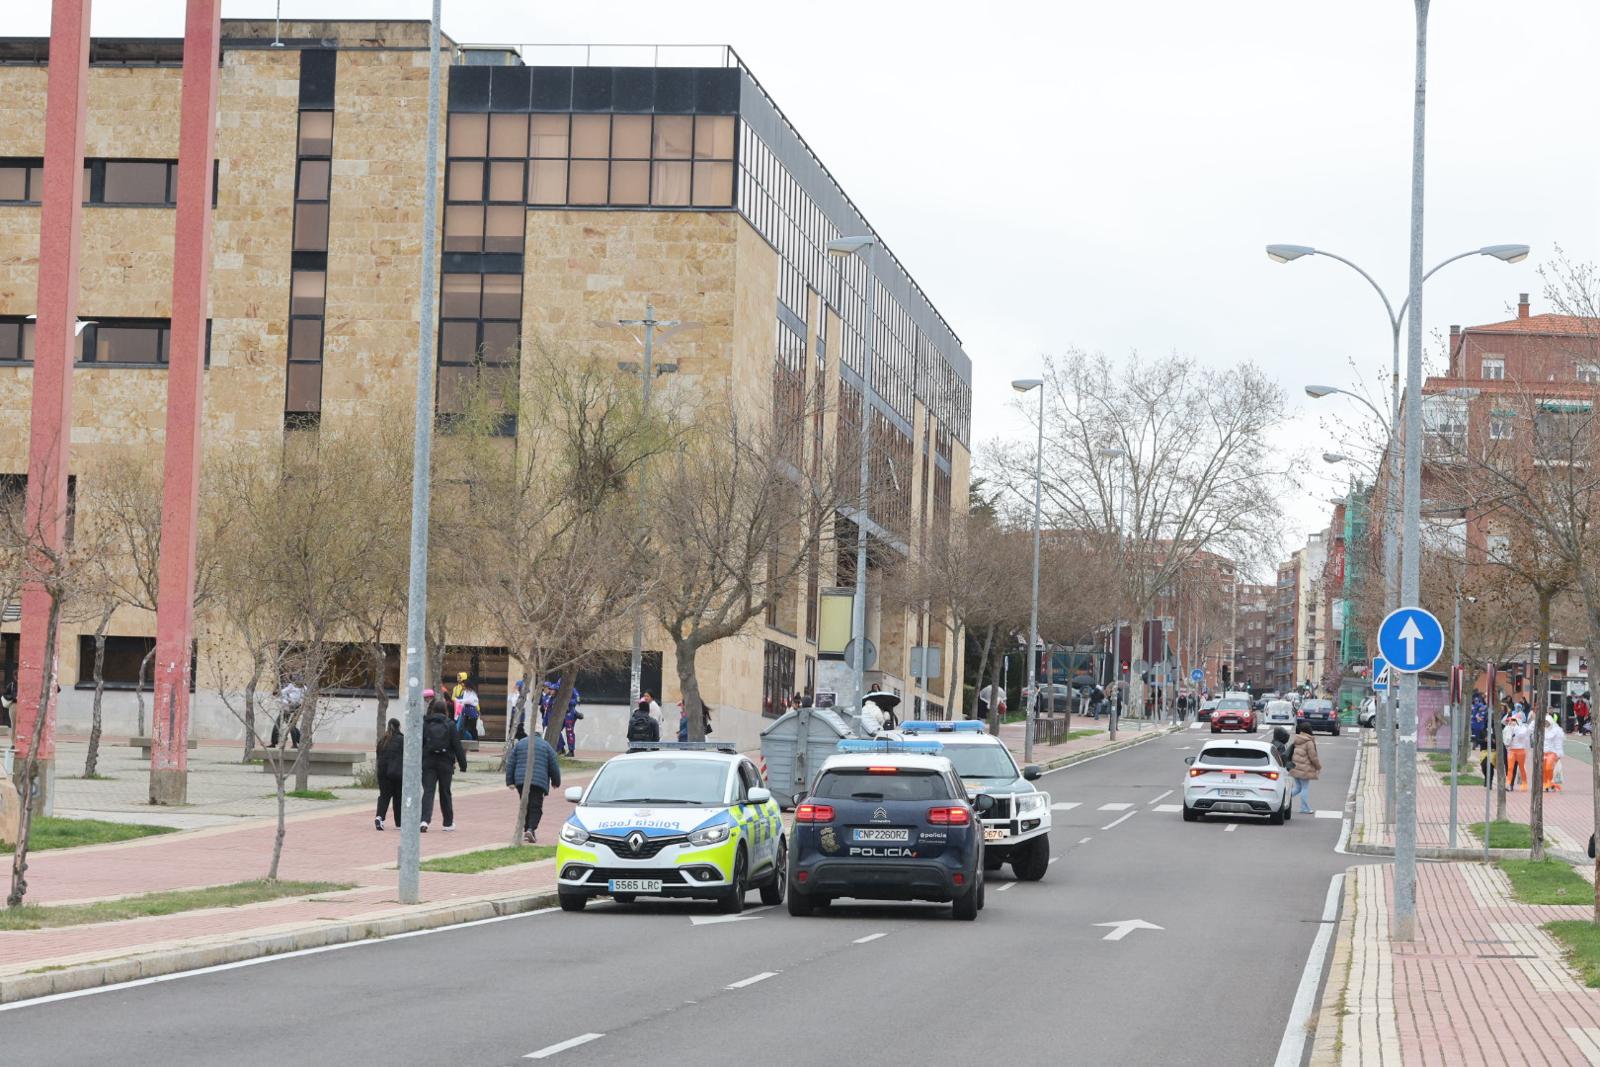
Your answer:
1345,841 -> 1588,864
1308,870 -> 1360,1065
0,886 -> 559,1006
1040,724 -> 1181,771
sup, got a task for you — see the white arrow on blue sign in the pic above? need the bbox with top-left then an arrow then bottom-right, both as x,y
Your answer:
1190,668 -> 1204,683
1376,607 -> 1445,674
1371,656 -> 1389,692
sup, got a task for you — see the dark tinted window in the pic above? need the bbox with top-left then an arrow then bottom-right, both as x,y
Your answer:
1199,747 -> 1270,767
812,769 -> 951,802
103,161 -> 171,204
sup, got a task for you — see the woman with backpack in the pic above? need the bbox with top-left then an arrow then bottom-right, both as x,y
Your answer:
420,696 -> 467,832
1287,721 -> 1322,815
374,718 -> 404,831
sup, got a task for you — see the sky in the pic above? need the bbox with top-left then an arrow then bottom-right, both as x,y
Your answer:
17,1 -> 1600,563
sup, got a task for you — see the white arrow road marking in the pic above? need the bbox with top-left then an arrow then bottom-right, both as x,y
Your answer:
1398,617 -> 1424,665
726,971 -> 779,989
1224,823 -> 1238,832
1094,919 -> 1164,942
852,932 -> 887,944
691,905 -> 775,926
996,881 -> 1016,891
1098,802 -> 1132,811
1051,802 -> 1081,811
1148,790 -> 1173,804
527,1034 -> 604,1059
1153,804 -> 1181,813
1078,836 -> 1092,844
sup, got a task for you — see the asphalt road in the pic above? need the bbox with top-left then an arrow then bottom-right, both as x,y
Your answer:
4,725 -> 1365,1067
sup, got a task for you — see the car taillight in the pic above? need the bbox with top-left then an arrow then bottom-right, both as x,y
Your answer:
928,806 -> 970,825
1258,771 -> 1280,780
867,766 -> 899,775
1189,768 -> 1207,777
795,803 -> 834,823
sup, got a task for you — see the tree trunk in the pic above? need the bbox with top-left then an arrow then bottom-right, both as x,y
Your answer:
367,641 -> 390,746
1129,623 -> 1146,720
267,753 -> 289,882
988,636 -> 1004,735
291,684 -> 322,794
510,662 -> 541,845
9,596 -> 61,908
242,647 -> 264,762
542,674 -> 578,752
1530,591 -> 1552,861
676,639 -> 707,743
426,614 -> 448,695
134,646 -> 155,738
84,607 -> 114,779
967,625 -> 993,720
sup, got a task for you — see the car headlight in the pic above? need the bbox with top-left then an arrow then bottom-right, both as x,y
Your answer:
559,823 -> 589,845
688,824 -> 732,847
1015,793 -> 1046,814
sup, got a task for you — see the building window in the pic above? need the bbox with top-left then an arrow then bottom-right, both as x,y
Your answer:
0,317 -> 35,361
1489,412 -> 1515,440
1,157 -> 221,207
1486,533 -> 1511,564
1579,364 -> 1600,385
438,271 -> 521,429
1421,394 -> 1468,459
0,159 -> 44,203
763,640 -> 795,719
285,100 -> 334,424
75,635 -> 195,690
1481,357 -> 1504,380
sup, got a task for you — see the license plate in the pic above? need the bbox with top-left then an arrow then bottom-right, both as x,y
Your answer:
1219,789 -> 1248,797
853,828 -> 909,842
984,827 -> 1007,841
607,879 -> 662,893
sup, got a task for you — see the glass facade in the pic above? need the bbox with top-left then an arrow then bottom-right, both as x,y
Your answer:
284,50 -> 337,425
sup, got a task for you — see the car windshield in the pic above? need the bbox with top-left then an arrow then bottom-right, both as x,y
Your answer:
1199,747 -> 1270,767
813,769 -> 952,802
1218,699 -> 1251,711
942,745 -> 1021,779
1266,701 -> 1293,716
1303,701 -> 1333,712
584,759 -> 728,805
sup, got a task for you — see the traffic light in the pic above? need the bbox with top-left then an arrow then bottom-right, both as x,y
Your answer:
1222,663 -> 1232,687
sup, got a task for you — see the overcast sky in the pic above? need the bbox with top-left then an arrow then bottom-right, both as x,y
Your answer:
18,1 -> 1600,563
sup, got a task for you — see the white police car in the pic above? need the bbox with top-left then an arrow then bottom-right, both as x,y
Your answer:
885,721 -> 1052,880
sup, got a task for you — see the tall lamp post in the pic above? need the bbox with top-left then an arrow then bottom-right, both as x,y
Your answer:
1013,378 -> 1045,762
828,236 -> 880,716
1100,446 -> 1129,740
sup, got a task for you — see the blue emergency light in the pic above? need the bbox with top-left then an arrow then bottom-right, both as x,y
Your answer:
836,739 -> 945,755
899,720 -> 985,734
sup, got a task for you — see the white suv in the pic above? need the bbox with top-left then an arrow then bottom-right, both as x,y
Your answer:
888,721 -> 1053,880
1181,739 -> 1291,824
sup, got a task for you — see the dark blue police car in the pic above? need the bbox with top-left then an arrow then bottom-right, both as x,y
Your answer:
786,739 -> 991,921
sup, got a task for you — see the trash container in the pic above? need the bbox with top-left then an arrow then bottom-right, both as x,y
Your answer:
760,707 -> 859,809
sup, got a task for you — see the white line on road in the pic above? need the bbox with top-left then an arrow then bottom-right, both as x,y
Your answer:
1048,856 -> 1059,864
1101,811 -> 1137,830
1273,873 -> 1345,1067
526,1033 -> 605,1059
1097,802 -> 1132,811
852,932 -> 887,944
1224,823 -> 1238,832
996,882 -> 1016,892
1153,804 -> 1181,813
1050,802 -> 1081,811
726,971 -> 779,989
1078,836 -> 1092,844
1148,790 -> 1173,804
1315,810 -> 1342,819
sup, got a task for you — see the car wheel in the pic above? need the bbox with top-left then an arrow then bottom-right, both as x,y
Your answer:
786,881 -> 814,916
612,893 -> 637,904
983,851 -> 1005,872
1211,726 -> 1221,734
1332,727 -> 1341,737
1284,800 -> 1293,821
717,849 -> 748,914
1010,835 -> 1050,881
558,890 -> 587,913
759,840 -> 787,906
1268,806 -> 1285,825
952,874 -> 981,921
1250,725 -> 1258,734
1182,804 -> 1200,822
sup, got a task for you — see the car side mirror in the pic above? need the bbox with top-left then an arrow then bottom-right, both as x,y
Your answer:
564,786 -> 583,803
1022,764 -> 1042,781
748,787 -> 771,804
1184,756 -> 1195,765
973,794 -> 996,814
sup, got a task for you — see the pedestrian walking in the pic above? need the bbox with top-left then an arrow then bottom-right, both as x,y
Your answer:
643,690 -> 663,720
556,686 -> 583,755
420,696 -> 467,832
1543,715 -> 1565,792
627,697 -> 660,743
677,701 -> 689,742
1271,725 -> 1293,770
1089,685 -> 1106,721
1287,721 -> 1322,815
271,679 -> 304,748
455,678 -> 481,741
1504,715 -> 1531,790
508,678 -> 527,737
374,717 -> 403,831
451,671 -> 468,703
505,725 -> 561,843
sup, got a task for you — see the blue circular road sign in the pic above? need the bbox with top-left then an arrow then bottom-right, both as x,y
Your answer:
1376,607 -> 1445,674
1190,668 -> 1205,683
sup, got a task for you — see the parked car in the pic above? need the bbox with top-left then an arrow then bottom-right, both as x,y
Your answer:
1298,699 -> 1340,736
1357,698 -> 1378,728
1182,739 -> 1291,824
1196,699 -> 1219,724
1211,697 -> 1256,734
1022,683 -> 1079,710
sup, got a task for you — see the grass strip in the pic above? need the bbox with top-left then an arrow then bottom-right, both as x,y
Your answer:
420,844 -> 557,874
1498,859 -> 1593,904
1471,820 -> 1533,849
0,817 -> 175,854
0,880 -> 351,931
284,789 -> 338,801
1546,921 -> 1600,987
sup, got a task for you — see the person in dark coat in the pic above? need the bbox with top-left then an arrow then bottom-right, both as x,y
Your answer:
374,718 -> 403,831
626,699 -> 660,744
420,696 -> 467,832
505,726 -> 562,843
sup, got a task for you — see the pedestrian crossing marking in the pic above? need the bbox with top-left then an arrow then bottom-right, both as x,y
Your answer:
1050,802 -> 1081,811
1153,804 -> 1181,813
1097,802 -> 1132,811
1314,810 -> 1342,819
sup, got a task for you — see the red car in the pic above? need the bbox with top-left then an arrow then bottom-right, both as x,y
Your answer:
1211,697 -> 1257,734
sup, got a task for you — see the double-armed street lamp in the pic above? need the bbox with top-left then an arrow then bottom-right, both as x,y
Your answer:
1013,377 -> 1045,762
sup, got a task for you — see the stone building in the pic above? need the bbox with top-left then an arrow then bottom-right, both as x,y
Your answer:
0,22 -> 973,752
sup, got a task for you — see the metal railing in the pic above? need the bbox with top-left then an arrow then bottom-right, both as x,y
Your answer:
451,42 -> 742,69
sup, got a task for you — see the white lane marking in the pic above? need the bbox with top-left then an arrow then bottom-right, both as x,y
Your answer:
691,904 -> 775,926
527,1034 -> 605,1059
852,932 -> 887,944
1148,790 -> 1173,804
1153,804 -> 1181,813
996,881 -> 1016,892
1273,873 -> 1345,1067
1098,802 -> 1132,811
1315,810 -> 1342,819
1078,836 -> 1093,844
1050,802 -> 1081,811
726,971 -> 779,990
1224,823 -> 1238,832
1102,811 -> 1137,830
1094,918 -> 1163,941
0,907 -> 560,1013
1048,856 -> 1060,864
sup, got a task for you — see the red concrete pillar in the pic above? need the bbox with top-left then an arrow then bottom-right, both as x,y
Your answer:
149,0 -> 222,806
13,0 -> 92,814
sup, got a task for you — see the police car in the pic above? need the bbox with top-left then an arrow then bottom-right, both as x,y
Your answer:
888,720 -> 1052,880
555,742 -> 785,913
787,739 -> 991,920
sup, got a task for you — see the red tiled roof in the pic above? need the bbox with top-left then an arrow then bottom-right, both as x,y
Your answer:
1466,313 -> 1600,336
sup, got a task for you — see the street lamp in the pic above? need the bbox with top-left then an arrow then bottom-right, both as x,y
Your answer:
828,235 -> 880,718
1014,377 -> 1045,761
1099,446 -> 1129,739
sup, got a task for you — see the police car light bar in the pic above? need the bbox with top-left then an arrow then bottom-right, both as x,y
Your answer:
899,720 -> 985,734
628,741 -> 740,754
836,739 -> 944,754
